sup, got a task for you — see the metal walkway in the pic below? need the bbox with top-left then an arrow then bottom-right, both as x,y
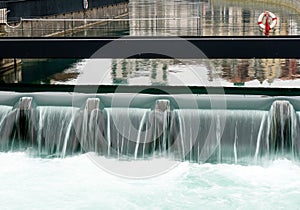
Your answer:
0,36 -> 299,59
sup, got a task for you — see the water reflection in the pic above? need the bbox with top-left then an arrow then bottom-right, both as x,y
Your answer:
48,58 -> 299,87
2,0 -> 300,86
212,58 -> 300,86
129,0 -> 300,36
107,58 -> 300,87
2,57 -> 300,87
0,66 -> 22,83
68,21 -> 129,37
111,59 -> 170,85
21,59 -> 79,84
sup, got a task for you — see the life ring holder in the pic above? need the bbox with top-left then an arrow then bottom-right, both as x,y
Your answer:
83,0 -> 88,9
258,11 -> 277,30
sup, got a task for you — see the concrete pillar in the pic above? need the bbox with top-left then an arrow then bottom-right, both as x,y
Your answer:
155,99 -> 170,112
85,98 -> 100,113
19,97 -> 33,110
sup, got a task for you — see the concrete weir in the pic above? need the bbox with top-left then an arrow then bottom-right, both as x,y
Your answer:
0,91 -> 300,162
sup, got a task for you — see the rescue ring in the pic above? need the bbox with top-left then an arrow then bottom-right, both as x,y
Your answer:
258,11 -> 277,30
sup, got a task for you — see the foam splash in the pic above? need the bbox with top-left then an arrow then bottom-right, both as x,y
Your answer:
0,152 -> 300,209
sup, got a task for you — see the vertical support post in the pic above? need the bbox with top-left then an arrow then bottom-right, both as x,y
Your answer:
30,20 -> 33,36
64,19 -> 66,37
72,15 -> 74,34
0,8 -> 7,34
13,58 -> 17,82
21,20 -> 24,36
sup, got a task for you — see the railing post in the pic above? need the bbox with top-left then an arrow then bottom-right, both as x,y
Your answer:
30,20 -> 33,36
64,19 -> 66,37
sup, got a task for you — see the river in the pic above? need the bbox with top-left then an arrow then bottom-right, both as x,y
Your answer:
2,0 -> 300,87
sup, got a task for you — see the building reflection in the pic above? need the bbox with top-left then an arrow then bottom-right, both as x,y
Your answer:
280,59 -> 300,80
127,0 -> 300,85
2,0 -> 300,85
212,58 -> 300,86
110,58 -> 300,86
129,0 -> 300,36
111,59 -> 171,85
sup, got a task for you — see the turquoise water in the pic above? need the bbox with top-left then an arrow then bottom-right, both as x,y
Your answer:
0,152 -> 300,210
2,0 -> 300,208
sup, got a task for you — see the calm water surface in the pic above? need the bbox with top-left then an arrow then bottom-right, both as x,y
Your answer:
3,0 -> 300,87
15,58 -> 300,88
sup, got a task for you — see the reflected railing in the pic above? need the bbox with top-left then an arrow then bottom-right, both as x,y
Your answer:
2,14 -> 300,37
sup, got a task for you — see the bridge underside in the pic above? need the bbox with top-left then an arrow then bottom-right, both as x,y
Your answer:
0,36 -> 299,59
0,84 -> 297,96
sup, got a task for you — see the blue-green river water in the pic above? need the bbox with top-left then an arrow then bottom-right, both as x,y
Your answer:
1,1 -> 300,209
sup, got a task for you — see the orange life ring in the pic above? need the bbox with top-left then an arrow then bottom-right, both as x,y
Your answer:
258,11 -> 277,30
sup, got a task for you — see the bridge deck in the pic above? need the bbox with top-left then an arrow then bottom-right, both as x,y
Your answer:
0,36 -> 299,59
0,83 -> 298,96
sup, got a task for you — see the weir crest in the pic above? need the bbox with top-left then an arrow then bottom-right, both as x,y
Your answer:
0,93 -> 299,164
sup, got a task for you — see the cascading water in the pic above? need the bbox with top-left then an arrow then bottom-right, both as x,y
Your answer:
264,100 -> 300,160
0,105 -> 13,151
35,106 -> 80,158
105,108 -> 152,158
0,95 -> 299,164
170,109 -> 269,164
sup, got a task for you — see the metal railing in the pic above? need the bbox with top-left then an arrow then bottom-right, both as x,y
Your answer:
3,15 -> 300,37
0,8 -> 7,24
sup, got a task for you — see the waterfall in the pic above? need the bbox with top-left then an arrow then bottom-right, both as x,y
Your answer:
170,109 -> 268,164
105,108 -> 151,158
0,94 -> 298,164
171,101 -> 300,163
35,106 -> 79,157
0,106 -> 13,151
264,100 -> 300,160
